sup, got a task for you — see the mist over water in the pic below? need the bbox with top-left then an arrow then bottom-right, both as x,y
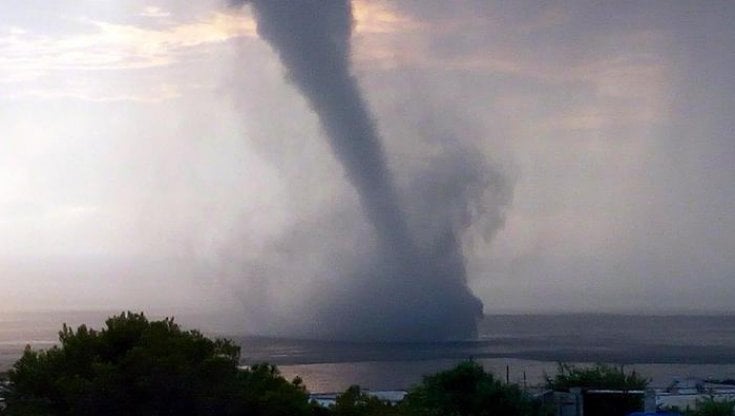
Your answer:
232,0 -> 509,341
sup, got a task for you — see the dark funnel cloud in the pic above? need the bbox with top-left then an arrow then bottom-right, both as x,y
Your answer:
232,0 -> 495,341
240,0 -> 410,256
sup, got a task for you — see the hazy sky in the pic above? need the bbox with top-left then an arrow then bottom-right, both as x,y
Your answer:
2,1 -> 734,324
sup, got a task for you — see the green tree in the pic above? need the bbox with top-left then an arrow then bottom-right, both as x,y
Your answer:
3,312 -> 312,416
545,363 -> 648,391
330,385 -> 398,416
691,397 -> 735,416
399,361 -> 545,416
234,364 -> 314,416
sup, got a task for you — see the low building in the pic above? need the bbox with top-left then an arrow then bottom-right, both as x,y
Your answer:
654,378 -> 735,412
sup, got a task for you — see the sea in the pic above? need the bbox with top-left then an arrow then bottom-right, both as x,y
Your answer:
3,311 -> 735,393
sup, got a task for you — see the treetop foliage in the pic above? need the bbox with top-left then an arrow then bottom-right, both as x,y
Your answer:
692,397 -> 735,416
545,362 -> 649,392
330,385 -> 399,416
3,312 -> 310,416
399,361 -> 546,416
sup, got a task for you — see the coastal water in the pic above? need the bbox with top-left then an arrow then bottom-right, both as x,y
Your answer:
3,311 -> 735,392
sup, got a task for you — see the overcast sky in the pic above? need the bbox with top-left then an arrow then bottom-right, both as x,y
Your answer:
2,1 -> 734,324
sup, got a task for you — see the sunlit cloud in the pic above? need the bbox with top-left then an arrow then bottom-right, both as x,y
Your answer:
140,6 -> 171,18
350,6 -> 671,131
0,10 -> 256,101
353,1 -> 422,34
0,12 -> 256,79
350,3 -> 669,100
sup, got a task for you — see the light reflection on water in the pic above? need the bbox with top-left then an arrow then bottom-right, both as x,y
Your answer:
279,359 -> 735,393
278,358 -> 558,392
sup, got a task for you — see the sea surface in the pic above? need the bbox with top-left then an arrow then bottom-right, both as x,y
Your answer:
3,311 -> 735,392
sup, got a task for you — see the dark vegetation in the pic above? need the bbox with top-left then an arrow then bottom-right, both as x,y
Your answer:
327,385 -> 398,416
665,397 -> 735,416
686,398 -> 735,416
545,362 -> 649,391
1,312 -> 312,416
399,361 -> 548,416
